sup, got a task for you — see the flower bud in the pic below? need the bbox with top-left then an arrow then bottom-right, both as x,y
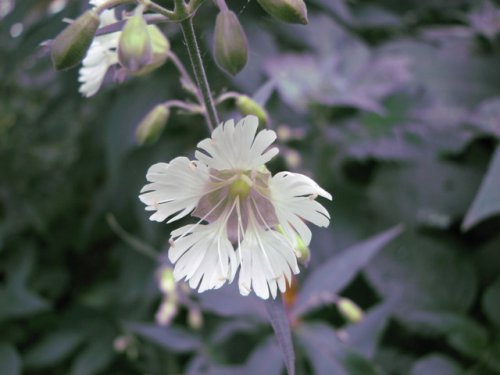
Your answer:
135,105 -> 169,146
131,25 -> 170,76
337,297 -> 364,323
214,10 -> 248,75
256,0 -> 308,24
118,13 -> 153,73
236,95 -> 269,125
51,10 -> 100,70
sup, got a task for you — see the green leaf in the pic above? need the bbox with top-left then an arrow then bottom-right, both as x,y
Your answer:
365,233 -> 477,316
0,343 -> 21,375
403,311 -> 488,359
482,276 -> 500,329
24,331 -> 85,368
410,354 -> 462,375
462,146 -> 500,230
368,156 -> 482,229
69,335 -> 114,375
0,286 -> 49,321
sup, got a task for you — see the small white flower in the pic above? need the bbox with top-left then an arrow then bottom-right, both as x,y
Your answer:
78,1 -> 120,97
140,116 -> 332,299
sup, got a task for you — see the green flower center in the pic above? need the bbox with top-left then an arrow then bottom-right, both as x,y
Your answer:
229,174 -> 252,199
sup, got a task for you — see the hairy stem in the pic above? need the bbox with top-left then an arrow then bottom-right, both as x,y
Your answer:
180,17 -> 219,132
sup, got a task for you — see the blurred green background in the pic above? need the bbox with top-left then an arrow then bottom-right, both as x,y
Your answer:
1,0 -> 500,374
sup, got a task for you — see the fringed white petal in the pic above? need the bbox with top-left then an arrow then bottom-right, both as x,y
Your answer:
195,115 -> 278,170
169,222 -> 238,293
270,171 -> 332,246
78,36 -> 119,97
139,157 -> 210,223
238,226 -> 299,300
78,5 -> 119,97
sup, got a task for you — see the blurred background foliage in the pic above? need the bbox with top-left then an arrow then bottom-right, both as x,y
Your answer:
1,0 -> 500,374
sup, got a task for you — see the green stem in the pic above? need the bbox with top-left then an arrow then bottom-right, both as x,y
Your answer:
180,17 -> 219,131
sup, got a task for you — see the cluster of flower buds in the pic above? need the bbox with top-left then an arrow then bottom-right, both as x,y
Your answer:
118,10 -> 170,75
51,4 -> 170,83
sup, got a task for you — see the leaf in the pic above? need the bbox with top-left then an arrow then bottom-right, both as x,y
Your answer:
482,276 -> 500,329
293,225 -> 402,317
0,286 -> 49,321
297,322 -> 381,375
198,284 -> 267,321
344,300 -> 396,358
365,233 -> 478,317
264,296 -> 295,375
403,311 -> 488,359
0,343 -> 21,375
462,146 -> 500,230
368,156 -> 482,229
410,354 -> 462,375
24,330 -> 85,368
468,97 -> 500,139
126,322 -> 200,353
296,323 -> 348,375
244,338 -> 284,375
265,16 -> 410,113
69,335 -> 114,375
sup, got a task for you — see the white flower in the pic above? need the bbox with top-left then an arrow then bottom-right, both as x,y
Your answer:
78,1 -> 120,97
139,116 -> 332,299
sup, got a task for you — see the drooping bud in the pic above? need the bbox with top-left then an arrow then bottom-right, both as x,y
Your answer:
51,10 -> 100,70
118,13 -> 153,73
131,25 -> 170,76
214,10 -> 248,75
337,297 -> 364,323
256,0 -> 308,24
135,105 -> 169,146
236,95 -> 269,125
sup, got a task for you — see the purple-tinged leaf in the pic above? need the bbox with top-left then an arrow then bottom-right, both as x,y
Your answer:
297,322 -> 381,375
211,320 -> 258,345
126,322 -> 200,353
462,145 -> 500,231
187,337 -> 283,375
265,296 -> 295,375
410,354 -> 462,375
244,338 -> 284,375
344,300 -> 396,358
199,284 -> 267,321
296,323 -> 346,375
293,225 -> 402,318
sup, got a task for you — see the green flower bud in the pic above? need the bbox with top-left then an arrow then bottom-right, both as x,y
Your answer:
337,297 -> 364,323
51,10 -> 100,70
214,10 -> 248,75
236,95 -> 269,125
118,13 -> 153,73
136,105 -> 169,146
256,0 -> 308,24
131,25 -> 170,76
